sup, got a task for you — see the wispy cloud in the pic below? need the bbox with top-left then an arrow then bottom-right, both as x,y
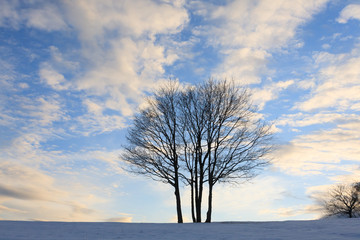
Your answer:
277,112 -> 360,128
252,80 -> 294,110
260,205 -> 321,219
273,119 -> 360,176
61,0 -> 189,117
0,0 -> 67,30
192,0 -> 329,84
336,4 -> 360,23
296,48 -> 360,112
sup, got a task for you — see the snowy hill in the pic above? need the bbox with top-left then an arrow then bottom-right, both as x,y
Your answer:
0,219 -> 359,240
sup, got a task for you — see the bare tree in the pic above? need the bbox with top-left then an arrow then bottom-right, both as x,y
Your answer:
122,81 -> 184,223
178,80 -> 272,222
177,85 -> 209,222
202,81 -> 272,222
320,183 -> 360,218
122,79 -> 273,223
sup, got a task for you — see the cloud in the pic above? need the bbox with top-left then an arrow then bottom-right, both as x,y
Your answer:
296,50 -> 360,112
193,0 -> 329,84
3,0 -> 190,122
322,43 -> 331,50
0,160 -> 122,221
39,65 -> 68,90
74,99 -> 126,135
38,46 -> 79,91
277,112 -> 359,128
328,166 -> 360,184
26,97 -> 67,126
24,4 -> 67,31
0,204 -> 26,214
0,185 -> 48,201
0,1 -> 67,31
0,0 -> 20,28
0,161 -> 63,201
58,0 -> 189,118
64,0 -> 188,42
260,205 -> 321,218
106,213 -> 133,223
337,4 -> 360,23
273,119 -> 360,176
252,80 -> 294,110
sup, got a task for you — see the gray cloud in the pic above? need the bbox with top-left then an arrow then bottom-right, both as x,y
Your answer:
0,185 -> 42,200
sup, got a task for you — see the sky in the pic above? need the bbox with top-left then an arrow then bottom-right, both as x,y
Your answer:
0,0 -> 359,223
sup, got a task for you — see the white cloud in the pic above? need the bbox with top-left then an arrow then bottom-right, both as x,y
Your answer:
322,43 -> 331,50
337,4 -> 360,23
328,167 -> 360,184
39,64 -> 68,90
24,96 -> 67,127
296,49 -> 360,112
38,46 -> 79,91
0,0 -> 20,28
260,205 -> 321,219
273,120 -> 360,176
65,97 -> 127,136
0,161 -> 101,221
277,112 -> 359,127
252,80 -> 294,110
0,1 -> 67,31
194,0 -> 329,83
24,4 -> 67,31
0,141 -> 128,221
3,0 -> 190,119
64,0 -> 188,42
59,0 -> 189,117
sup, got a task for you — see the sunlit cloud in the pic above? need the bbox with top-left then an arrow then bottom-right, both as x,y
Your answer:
337,4 -> 360,24
62,0 -> 189,117
252,80 -> 294,110
296,49 -> 360,112
273,120 -> 360,176
277,112 -> 360,128
192,0 -> 329,84
260,205 -> 321,219
106,213 -> 133,223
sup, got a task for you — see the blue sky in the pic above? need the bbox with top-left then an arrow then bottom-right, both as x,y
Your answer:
0,0 -> 360,223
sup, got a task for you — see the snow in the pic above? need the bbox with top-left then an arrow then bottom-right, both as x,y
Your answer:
0,219 -> 359,240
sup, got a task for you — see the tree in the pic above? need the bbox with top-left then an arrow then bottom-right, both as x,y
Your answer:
122,79 -> 273,223
177,80 -> 272,222
319,183 -> 360,218
122,81 -> 184,223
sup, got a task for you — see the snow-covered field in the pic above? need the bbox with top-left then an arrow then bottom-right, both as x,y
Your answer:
0,219 -> 359,240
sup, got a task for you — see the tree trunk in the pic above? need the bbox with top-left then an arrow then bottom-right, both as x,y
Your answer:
174,187 -> 183,223
191,179 -> 196,222
174,170 -> 183,223
205,183 -> 213,223
197,165 -> 204,223
194,154 -> 202,222
196,188 -> 202,222
195,180 -> 202,222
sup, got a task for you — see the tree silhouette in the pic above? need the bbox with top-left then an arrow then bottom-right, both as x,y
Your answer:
122,81 -> 184,223
122,79 -> 273,223
319,183 -> 360,218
